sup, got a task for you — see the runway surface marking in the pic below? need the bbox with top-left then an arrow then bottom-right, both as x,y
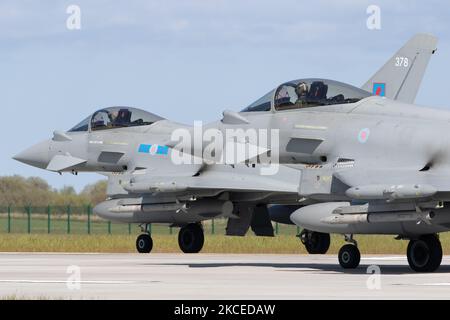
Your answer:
0,280 -> 158,284
362,256 -> 405,260
0,253 -> 450,299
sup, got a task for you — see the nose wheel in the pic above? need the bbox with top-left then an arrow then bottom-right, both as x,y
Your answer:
136,233 -> 153,253
407,234 -> 442,272
178,223 -> 204,253
338,234 -> 360,269
338,244 -> 360,269
136,224 -> 153,253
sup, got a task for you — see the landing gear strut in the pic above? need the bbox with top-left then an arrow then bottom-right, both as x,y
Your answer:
338,234 -> 360,269
178,223 -> 204,253
407,234 -> 442,272
136,224 -> 153,253
299,229 -> 330,254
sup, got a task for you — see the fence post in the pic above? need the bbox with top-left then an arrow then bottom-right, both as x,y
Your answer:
148,223 -> 152,234
169,226 -> 173,235
67,205 -> 71,234
128,223 -> 131,235
296,226 -> 300,235
275,222 -> 279,235
87,205 -> 91,235
7,205 -> 11,233
26,205 -> 31,234
107,221 -> 112,234
47,205 -> 51,234
211,219 -> 215,235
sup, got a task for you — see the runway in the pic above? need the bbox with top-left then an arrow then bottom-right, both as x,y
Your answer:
1,253 -> 450,299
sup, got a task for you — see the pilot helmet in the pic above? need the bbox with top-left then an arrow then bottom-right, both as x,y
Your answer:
296,82 -> 309,97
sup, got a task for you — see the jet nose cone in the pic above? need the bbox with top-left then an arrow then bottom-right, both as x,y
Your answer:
13,140 -> 51,169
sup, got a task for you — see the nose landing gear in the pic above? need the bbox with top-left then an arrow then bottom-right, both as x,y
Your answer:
338,234 -> 360,269
136,233 -> 153,253
136,224 -> 153,253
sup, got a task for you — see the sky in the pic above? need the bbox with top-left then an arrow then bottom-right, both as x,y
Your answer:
1,0 -> 450,191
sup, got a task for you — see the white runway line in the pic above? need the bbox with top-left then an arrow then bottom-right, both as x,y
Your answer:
0,280 -> 158,285
362,256 -> 405,261
0,253 -> 449,299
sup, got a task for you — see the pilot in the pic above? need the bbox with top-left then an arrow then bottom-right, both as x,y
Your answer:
114,109 -> 132,126
295,82 -> 309,107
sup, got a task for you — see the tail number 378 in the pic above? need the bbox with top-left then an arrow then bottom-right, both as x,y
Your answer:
395,56 -> 409,67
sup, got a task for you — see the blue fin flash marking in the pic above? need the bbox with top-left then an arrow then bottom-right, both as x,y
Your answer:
138,144 -> 168,155
138,144 -> 151,153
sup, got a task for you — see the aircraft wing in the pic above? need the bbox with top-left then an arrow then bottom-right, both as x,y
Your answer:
103,163 -> 301,198
362,33 -> 438,104
124,164 -> 300,195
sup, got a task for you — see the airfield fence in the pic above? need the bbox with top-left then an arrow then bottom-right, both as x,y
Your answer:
0,205 -> 300,236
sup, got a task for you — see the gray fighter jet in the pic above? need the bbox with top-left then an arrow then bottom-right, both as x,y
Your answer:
14,34 -> 444,272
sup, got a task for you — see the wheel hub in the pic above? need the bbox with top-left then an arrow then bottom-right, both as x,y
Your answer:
341,252 -> 350,263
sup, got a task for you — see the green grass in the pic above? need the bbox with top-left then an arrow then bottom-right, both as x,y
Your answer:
2,233 -> 450,254
2,215 -> 450,254
0,215 -> 301,236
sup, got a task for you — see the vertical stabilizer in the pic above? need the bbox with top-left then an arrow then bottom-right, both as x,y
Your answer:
362,33 -> 438,103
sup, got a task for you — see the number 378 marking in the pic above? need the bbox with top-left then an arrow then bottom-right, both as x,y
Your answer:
395,56 -> 409,67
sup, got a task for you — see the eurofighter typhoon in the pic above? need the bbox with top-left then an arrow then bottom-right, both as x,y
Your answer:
15,34 -> 446,272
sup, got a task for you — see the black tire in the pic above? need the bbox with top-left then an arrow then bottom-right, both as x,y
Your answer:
407,234 -> 442,272
178,223 -> 204,253
300,230 -> 331,254
136,233 -> 153,253
338,244 -> 360,269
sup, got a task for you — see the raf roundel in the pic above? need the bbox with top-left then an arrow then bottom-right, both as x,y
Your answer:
358,128 -> 370,143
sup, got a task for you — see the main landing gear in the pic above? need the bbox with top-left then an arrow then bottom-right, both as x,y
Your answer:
338,234 -> 360,269
299,229 -> 330,254
178,223 -> 205,253
135,223 -> 205,254
407,234 -> 442,272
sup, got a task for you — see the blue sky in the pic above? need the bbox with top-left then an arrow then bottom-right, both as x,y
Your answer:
1,0 -> 450,191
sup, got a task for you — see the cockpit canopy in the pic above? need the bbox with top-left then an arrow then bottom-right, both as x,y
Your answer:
241,78 -> 371,112
68,107 -> 164,132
